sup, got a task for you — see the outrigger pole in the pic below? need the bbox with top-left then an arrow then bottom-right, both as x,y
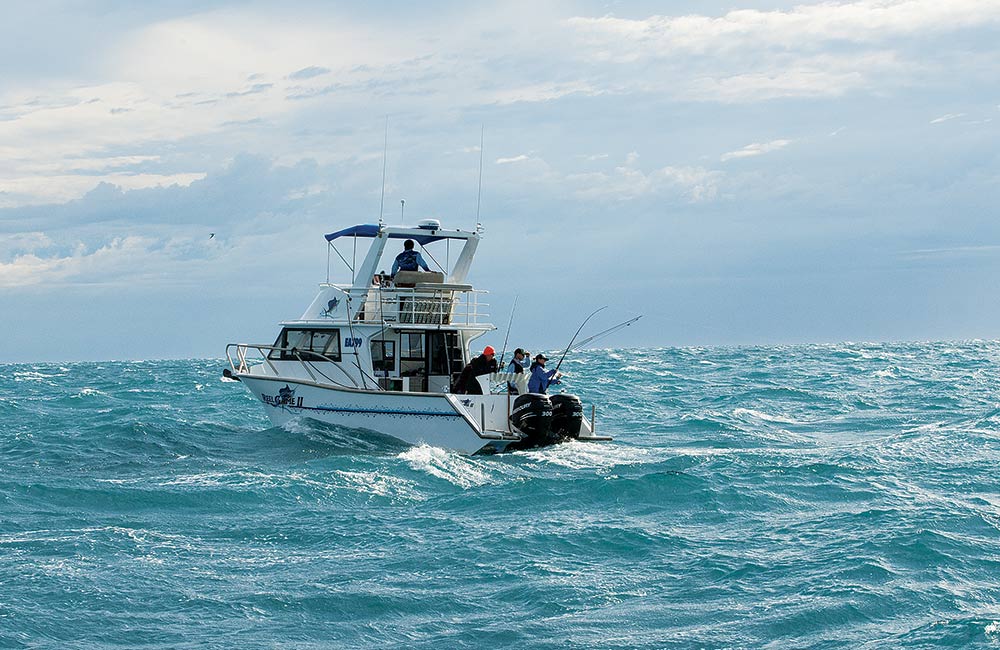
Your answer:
554,306 -> 607,373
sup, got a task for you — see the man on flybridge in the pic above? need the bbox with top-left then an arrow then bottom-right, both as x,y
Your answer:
391,239 -> 431,276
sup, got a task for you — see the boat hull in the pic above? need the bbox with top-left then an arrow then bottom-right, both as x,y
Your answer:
238,375 -> 520,455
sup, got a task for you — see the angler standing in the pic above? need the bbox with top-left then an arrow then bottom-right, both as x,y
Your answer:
528,354 -> 561,394
505,348 -> 530,394
453,346 -> 499,395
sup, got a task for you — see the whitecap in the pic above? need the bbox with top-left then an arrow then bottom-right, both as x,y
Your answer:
398,444 -> 496,488
280,418 -> 313,435
71,387 -> 107,398
13,371 -> 58,383
519,440 -> 657,470
732,407 -> 801,425
333,470 -> 422,499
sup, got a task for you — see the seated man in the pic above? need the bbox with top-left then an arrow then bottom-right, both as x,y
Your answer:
391,239 -> 431,277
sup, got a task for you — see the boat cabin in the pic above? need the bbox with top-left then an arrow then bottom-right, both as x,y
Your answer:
248,221 -> 495,394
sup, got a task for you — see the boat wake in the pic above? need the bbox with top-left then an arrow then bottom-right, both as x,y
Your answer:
398,444 -> 504,488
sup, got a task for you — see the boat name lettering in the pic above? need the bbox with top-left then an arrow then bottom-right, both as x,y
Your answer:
262,385 -> 303,408
344,337 -> 363,348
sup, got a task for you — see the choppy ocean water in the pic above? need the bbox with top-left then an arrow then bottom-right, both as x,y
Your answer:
3,343 -> 1000,649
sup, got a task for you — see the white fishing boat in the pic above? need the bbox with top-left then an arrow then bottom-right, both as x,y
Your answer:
225,220 -> 611,454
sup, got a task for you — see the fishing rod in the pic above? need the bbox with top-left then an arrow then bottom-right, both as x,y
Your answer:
567,315 -> 643,351
554,305 -> 607,373
498,295 -> 518,367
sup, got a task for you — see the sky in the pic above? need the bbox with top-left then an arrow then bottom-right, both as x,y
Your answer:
1,0 -> 999,362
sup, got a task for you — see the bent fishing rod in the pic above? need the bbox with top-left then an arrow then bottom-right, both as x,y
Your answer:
567,315 -> 643,352
554,305 -> 607,372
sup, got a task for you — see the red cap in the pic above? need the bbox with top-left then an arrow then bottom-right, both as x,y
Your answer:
483,345 -> 495,356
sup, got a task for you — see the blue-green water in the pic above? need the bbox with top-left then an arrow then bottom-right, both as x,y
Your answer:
4,343 -> 1000,648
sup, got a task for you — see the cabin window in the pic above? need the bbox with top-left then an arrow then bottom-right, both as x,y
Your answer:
371,340 -> 395,374
269,328 -> 342,361
399,332 -> 426,384
311,330 -> 341,358
401,333 -> 424,359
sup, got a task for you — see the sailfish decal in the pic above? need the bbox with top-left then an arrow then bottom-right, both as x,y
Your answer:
321,297 -> 340,318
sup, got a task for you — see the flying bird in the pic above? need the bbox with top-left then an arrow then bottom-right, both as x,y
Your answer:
209,233 -> 215,239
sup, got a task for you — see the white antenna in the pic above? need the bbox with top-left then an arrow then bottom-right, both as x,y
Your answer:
475,124 -> 485,224
378,116 -> 388,226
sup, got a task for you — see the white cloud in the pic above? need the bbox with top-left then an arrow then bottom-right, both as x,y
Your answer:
930,113 -> 967,124
721,140 -> 793,162
488,81 -> 600,105
568,163 -> 722,202
0,172 -> 206,207
568,1 -> 1000,58
0,0 -> 987,214
566,1 -> 1000,101
0,236 -> 154,288
685,56 -> 882,101
0,232 -> 53,259
496,155 -> 531,165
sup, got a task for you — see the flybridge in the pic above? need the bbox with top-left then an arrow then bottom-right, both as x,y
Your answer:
324,222 -> 481,288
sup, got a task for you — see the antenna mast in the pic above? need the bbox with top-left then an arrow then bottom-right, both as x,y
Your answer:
475,125 -> 484,224
378,116 -> 388,225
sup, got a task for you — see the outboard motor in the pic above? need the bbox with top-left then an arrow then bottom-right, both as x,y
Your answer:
550,394 -> 584,438
510,394 -> 554,446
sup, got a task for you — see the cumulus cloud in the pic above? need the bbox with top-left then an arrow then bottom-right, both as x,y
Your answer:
1,0 -> 994,217
0,154 -> 338,291
567,1 -> 1000,101
0,232 -> 54,259
0,236 -> 154,288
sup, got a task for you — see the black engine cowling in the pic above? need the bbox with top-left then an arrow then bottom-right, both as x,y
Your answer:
550,393 -> 584,438
510,394 -> 554,445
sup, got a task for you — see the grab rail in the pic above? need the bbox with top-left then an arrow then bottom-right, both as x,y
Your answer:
349,287 -> 490,326
225,343 -> 370,389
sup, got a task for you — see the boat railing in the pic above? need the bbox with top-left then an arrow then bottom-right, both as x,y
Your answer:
226,343 -> 371,389
349,286 -> 490,326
